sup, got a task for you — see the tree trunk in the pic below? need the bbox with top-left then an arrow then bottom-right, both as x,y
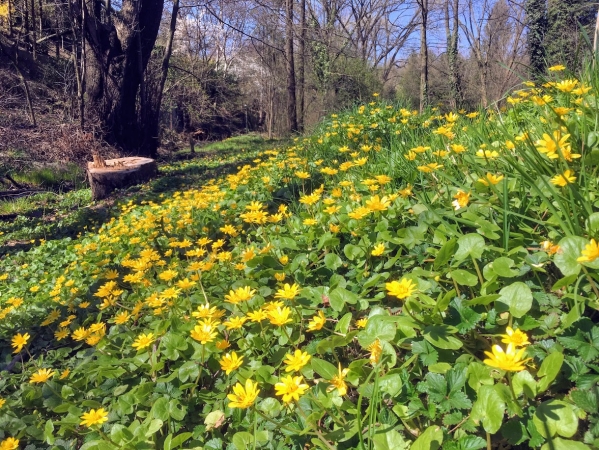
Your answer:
7,0 -> 13,36
445,0 -> 461,110
525,0 -> 547,79
285,0 -> 298,133
30,0 -> 36,59
298,0 -> 306,132
81,0 -> 164,156
418,0 -> 429,113
147,0 -> 179,156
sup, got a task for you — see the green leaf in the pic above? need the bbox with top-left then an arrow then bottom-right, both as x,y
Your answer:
570,388 -> 599,414
379,373 -> 403,397
150,397 -> 169,421
497,282 -> 532,318
164,432 -> 193,450
491,257 -> 518,277
311,357 -> 339,379
329,287 -> 358,311
454,233 -> 485,261
204,410 -> 225,431
410,425 -> 443,450
412,340 -> 439,366
357,315 -> 398,346
541,438 -> 592,450
471,384 -> 506,433
232,431 -> 255,450
324,253 -> 343,270
428,362 -> 452,374
335,313 -> 352,335
423,325 -> 463,350
554,236 -> 586,276
43,419 -> 55,445
372,429 -> 409,450
501,419 -> 529,445
145,419 -> 164,437
178,361 -> 199,382
512,370 -> 537,398
344,244 -> 365,260
449,269 -> 478,286
537,352 -> 564,393
533,400 -> 578,438
466,294 -> 501,306
551,274 -> 578,291
434,239 -> 457,269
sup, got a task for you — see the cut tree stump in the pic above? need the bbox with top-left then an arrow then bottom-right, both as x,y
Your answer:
87,157 -> 157,200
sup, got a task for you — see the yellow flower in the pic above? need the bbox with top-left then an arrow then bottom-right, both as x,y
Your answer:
535,131 -> 570,159
219,352 -> 244,375
267,306 -> 293,326
555,79 -> 578,93
275,375 -> 310,403
0,437 -> 19,450
367,339 -> 383,365
279,255 -> 289,265
386,278 -> 417,300
577,239 -> 599,263
540,240 -> 560,255
483,344 -> 530,372
247,309 -> 268,322
113,311 -> 131,324
72,327 -> 90,341
216,340 -> 231,350
307,310 -> 326,332
30,368 -> 55,384
371,243 -> 385,256
348,206 -> 371,220
355,318 -> 368,329
224,286 -> 256,305
478,173 -> 504,186
274,272 -> 286,281
284,349 -> 311,372
223,316 -> 248,330
295,171 -> 310,179
11,332 -> 30,353
132,333 -> 155,350
55,328 -> 70,340
548,64 -> 565,72
500,327 -> 531,347
452,190 -> 470,210
476,149 -> 499,159
274,283 -> 301,300
0,398 -> 5,408
60,369 -> 71,380
177,278 -> 197,290
227,379 -> 260,409
80,408 -> 109,427
417,163 -> 443,173
550,170 -> 576,187
365,195 -> 390,212
328,364 -> 350,396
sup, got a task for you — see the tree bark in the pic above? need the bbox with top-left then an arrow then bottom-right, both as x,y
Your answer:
147,0 -> 179,156
445,0 -> 462,110
297,0 -> 306,132
285,0 -> 298,133
418,0 -> 429,113
81,0 -> 164,156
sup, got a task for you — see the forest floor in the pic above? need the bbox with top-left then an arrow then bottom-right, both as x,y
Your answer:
0,133 -> 285,256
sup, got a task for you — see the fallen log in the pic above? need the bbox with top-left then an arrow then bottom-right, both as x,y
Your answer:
87,157 -> 157,201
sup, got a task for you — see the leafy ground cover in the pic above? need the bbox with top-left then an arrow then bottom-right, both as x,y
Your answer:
1,68 -> 599,450
0,135 -> 275,255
